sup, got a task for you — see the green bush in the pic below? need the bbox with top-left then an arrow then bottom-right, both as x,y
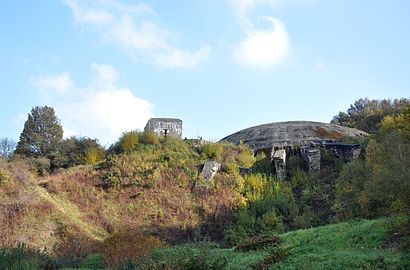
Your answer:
237,143 -> 256,168
80,253 -> 105,269
251,152 -> 275,175
50,136 -> 105,169
136,242 -> 228,270
384,215 -> 410,252
252,247 -> 289,269
202,143 -> 223,161
140,131 -> 160,145
119,131 -> 139,153
0,244 -> 52,270
28,156 -> 51,176
235,234 -> 282,252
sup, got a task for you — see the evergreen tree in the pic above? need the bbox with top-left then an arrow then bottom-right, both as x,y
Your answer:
15,106 -> 63,157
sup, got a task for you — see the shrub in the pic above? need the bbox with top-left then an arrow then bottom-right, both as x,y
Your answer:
140,131 -> 160,145
27,156 -> 51,176
235,234 -> 282,252
80,253 -> 105,269
237,144 -> 256,168
0,169 -> 11,185
384,215 -> 410,252
0,243 -> 52,270
251,152 -> 275,175
101,229 -> 165,269
119,131 -> 139,153
224,226 -> 251,247
52,224 -> 98,268
84,147 -> 104,165
136,242 -> 228,270
53,136 -> 106,169
252,247 -> 289,270
202,143 -> 223,161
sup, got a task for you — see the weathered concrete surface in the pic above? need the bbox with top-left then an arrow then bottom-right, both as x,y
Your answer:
322,142 -> 362,161
220,121 -> 368,152
145,118 -> 183,138
301,146 -> 321,172
201,161 -> 221,182
272,149 -> 286,180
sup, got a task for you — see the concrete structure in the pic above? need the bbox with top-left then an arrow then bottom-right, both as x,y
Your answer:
221,121 -> 367,152
272,149 -> 287,179
322,142 -> 362,161
300,146 -> 321,172
145,118 -> 183,138
221,121 -> 368,178
201,161 -> 221,182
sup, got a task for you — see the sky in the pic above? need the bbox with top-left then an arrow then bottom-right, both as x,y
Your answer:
1,0 -> 409,146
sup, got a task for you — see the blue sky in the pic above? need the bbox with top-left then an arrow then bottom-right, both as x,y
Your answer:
1,0 -> 409,146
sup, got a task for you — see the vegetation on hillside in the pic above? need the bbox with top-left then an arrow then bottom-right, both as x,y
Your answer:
0,97 -> 409,269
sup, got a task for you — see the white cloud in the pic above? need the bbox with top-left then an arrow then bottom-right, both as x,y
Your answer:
64,0 -> 209,68
233,17 -> 290,68
33,72 -> 73,93
230,0 -> 283,16
64,0 -> 114,24
32,64 -> 154,145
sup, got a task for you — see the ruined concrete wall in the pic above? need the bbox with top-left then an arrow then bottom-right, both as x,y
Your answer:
201,161 -> 221,182
145,118 -> 183,138
323,143 -> 362,161
301,147 -> 321,172
272,149 -> 286,180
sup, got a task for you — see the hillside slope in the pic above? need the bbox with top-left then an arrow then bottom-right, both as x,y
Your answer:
140,218 -> 409,270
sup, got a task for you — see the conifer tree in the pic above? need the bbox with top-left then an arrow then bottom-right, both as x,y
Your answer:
15,106 -> 63,157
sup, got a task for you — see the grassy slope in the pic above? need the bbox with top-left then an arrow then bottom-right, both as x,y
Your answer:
1,140 -> 247,249
168,219 -> 409,270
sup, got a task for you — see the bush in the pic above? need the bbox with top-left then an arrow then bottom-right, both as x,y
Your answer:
140,131 -> 160,145
235,234 -> 282,252
202,143 -> 223,161
0,243 -> 52,270
119,131 -> 139,153
101,229 -> 165,269
0,169 -> 11,185
136,242 -> 228,270
53,136 -> 106,169
52,224 -> 98,268
28,157 -> 51,176
80,253 -> 105,269
252,247 -> 289,270
384,215 -> 410,252
98,154 -> 161,189
237,144 -> 256,168
84,147 -> 104,165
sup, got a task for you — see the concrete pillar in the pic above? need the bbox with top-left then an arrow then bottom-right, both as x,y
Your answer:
272,149 -> 287,180
201,160 -> 221,182
301,147 -> 320,172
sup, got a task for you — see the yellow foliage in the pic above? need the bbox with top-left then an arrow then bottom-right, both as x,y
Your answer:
84,147 -> 102,165
120,131 -> 139,153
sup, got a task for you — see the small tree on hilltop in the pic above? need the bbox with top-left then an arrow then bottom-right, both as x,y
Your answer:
0,138 -> 16,160
15,106 -> 63,157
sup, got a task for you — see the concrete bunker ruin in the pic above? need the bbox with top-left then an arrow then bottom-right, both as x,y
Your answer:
221,121 -> 368,179
145,118 -> 183,139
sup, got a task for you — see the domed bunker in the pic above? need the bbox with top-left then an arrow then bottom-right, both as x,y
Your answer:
221,121 -> 368,179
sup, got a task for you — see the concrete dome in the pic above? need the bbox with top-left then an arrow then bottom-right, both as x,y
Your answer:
220,121 -> 368,151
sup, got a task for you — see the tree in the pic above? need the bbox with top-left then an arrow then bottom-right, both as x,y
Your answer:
331,98 -> 410,133
15,106 -> 63,157
47,136 -> 105,169
0,138 -> 16,160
